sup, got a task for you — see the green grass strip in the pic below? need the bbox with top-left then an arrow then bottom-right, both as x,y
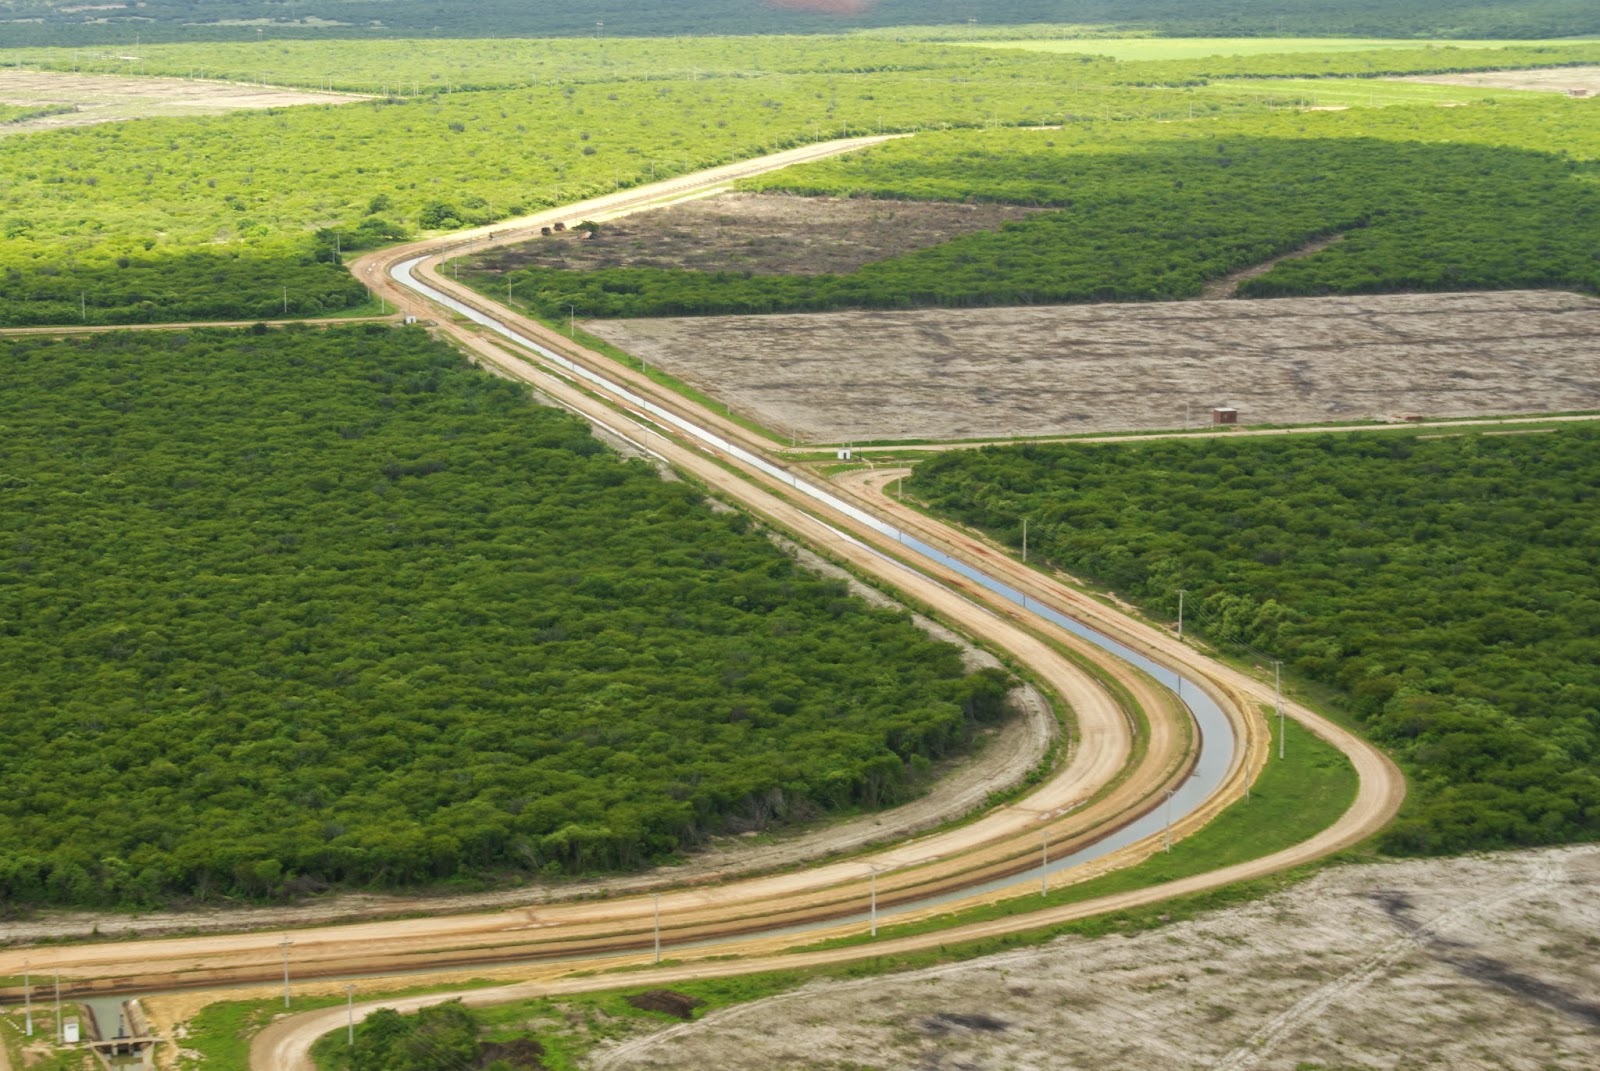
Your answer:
789,709 -> 1356,951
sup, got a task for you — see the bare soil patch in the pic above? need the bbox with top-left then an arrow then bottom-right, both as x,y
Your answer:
471,191 -> 1042,276
0,70 -> 365,137
1393,65 -> 1600,94
1198,232 -> 1345,299
593,845 -> 1600,1071
585,290 -> 1600,441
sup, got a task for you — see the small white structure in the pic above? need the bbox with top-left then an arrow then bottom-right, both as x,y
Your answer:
63,1020 -> 80,1044
836,448 -> 852,460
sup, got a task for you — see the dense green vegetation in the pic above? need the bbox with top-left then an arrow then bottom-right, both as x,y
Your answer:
3,0 -> 1597,46
0,326 -> 1012,906
0,102 -> 74,124
473,97 -> 1600,318
15,37 -> 1599,95
0,49 -> 1275,326
4,29 -> 1597,326
908,429 -> 1600,853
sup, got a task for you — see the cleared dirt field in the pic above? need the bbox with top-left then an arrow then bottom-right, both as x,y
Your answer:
0,69 -> 364,136
585,290 -> 1600,441
471,191 -> 1042,276
593,845 -> 1600,1071
1395,65 -> 1600,94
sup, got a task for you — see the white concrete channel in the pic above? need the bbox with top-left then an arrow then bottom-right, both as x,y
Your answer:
391,255 -> 1240,910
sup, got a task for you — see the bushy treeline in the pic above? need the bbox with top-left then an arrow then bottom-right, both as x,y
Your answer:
1105,43 -> 1600,86
0,102 -> 74,123
0,326 -> 1011,907
0,243 -> 370,326
3,0 -> 1597,45
908,429 -> 1600,854
6,29 -> 1597,327
20,37 -> 1600,97
482,101 -> 1600,318
335,1002 -> 530,1071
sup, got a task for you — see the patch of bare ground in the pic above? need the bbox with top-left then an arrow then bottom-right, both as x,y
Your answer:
0,70 -> 366,136
469,191 -> 1044,276
585,290 -> 1600,441
1198,232 -> 1345,300
592,845 -> 1600,1071
1393,65 -> 1600,94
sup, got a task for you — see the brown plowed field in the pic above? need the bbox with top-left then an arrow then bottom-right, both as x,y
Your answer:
585,290 -> 1600,441
468,191 -> 1042,277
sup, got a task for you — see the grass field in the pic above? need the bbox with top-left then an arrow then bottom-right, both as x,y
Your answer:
972,36 -> 1600,59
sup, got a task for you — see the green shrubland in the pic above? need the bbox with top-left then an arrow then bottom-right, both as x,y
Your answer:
5,30 -> 1598,326
0,326 -> 1013,906
18,36 -> 1599,94
0,59 -> 1255,327
907,429 -> 1600,853
478,97 -> 1600,318
3,0 -> 1598,46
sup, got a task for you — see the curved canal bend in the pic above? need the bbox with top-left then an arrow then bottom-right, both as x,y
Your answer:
389,253 -> 1239,915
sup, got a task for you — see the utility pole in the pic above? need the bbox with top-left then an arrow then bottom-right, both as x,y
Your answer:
22,958 -> 30,1037
279,936 -> 293,1007
1275,660 -> 1284,759
1022,517 -> 1028,563
54,974 -> 61,1043
1177,589 -> 1186,639
652,893 -> 662,964
282,286 -> 288,315
344,984 -> 356,1046
868,865 -> 880,937
567,304 -> 576,337
80,292 -> 86,323
1040,827 -> 1049,896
